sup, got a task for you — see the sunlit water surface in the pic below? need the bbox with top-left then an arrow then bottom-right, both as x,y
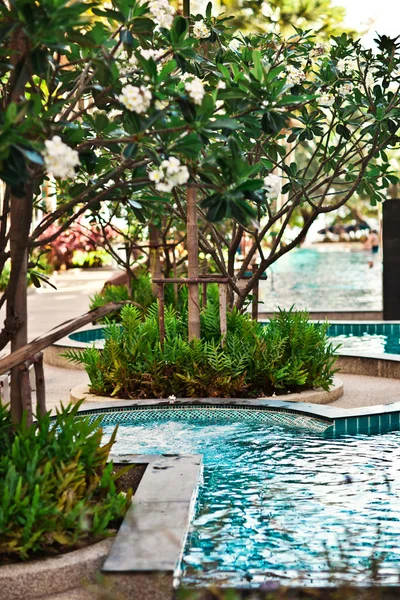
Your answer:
103,411 -> 400,587
260,248 -> 382,312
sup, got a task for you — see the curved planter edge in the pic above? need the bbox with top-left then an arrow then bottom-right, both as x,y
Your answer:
70,377 -> 344,406
0,538 -> 113,600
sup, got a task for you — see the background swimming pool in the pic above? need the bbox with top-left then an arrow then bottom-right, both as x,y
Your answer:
103,410 -> 400,588
328,323 -> 400,356
260,247 -> 382,312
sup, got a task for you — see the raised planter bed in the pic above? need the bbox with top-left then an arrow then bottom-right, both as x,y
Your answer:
0,456 -> 200,600
70,377 -> 344,406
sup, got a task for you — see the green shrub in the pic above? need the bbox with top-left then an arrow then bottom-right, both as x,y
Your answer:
0,403 -> 131,562
65,303 -> 338,399
89,274 -> 195,321
89,273 -> 156,321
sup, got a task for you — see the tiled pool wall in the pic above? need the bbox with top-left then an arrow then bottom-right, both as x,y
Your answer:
328,322 -> 400,337
67,321 -> 400,346
69,401 -> 400,438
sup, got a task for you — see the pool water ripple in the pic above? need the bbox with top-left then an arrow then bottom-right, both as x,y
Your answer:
102,411 -> 400,587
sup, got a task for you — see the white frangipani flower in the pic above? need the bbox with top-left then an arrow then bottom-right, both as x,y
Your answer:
263,173 -> 281,198
119,84 -> 152,113
147,0 -> 175,29
185,76 -> 205,105
149,157 -> 189,193
309,43 -> 328,60
193,20 -> 211,39
217,80 -> 226,90
155,99 -> 168,110
318,92 -> 335,107
337,82 -> 354,96
285,64 -> 306,86
365,71 -> 374,89
229,38 -> 241,52
44,136 -> 80,180
337,56 -> 358,74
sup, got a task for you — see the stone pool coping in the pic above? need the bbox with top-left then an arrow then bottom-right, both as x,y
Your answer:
70,377 -> 344,407
0,454 -> 202,600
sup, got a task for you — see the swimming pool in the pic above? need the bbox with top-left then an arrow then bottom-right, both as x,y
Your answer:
102,408 -> 400,588
68,321 -> 400,357
260,247 -> 382,312
328,322 -> 400,356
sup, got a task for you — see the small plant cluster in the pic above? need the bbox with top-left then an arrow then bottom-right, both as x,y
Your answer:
0,403 -> 131,562
39,218 -> 115,271
66,304 -> 338,399
89,273 -> 189,320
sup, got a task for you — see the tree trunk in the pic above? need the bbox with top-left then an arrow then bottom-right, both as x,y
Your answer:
187,186 -> 200,340
9,186 -> 32,424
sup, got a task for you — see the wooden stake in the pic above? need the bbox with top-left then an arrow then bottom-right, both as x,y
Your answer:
157,283 -> 165,344
219,283 -> 228,343
251,263 -> 259,321
33,353 -> 46,418
187,186 -> 200,340
19,362 -> 32,426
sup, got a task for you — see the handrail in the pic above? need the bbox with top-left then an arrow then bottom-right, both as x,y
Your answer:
0,301 -> 127,377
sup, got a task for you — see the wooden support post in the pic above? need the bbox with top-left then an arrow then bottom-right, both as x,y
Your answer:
34,352 -> 46,418
202,282 -> 207,308
187,186 -> 200,340
157,283 -> 165,344
219,283 -> 228,343
19,362 -> 32,426
251,263 -> 259,321
172,247 -> 178,305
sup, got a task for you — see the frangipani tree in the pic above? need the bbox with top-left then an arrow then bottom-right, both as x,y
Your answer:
1,0 -> 400,420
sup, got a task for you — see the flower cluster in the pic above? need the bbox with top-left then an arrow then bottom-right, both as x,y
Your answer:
309,43 -> 328,60
148,0 -> 175,29
364,71 -> 374,89
263,173 -> 281,198
119,84 -> 152,113
285,65 -> 306,86
337,56 -> 358,74
337,82 -> 354,96
318,92 -> 335,107
193,20 -> 211,39
149,157 -> 190,193
185,76 -> 205,105
43,136 -> 80,180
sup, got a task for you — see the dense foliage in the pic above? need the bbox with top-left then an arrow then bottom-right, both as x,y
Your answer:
66,304 -> 338,398
0,403 -> 131,562
89,274 -> 190,318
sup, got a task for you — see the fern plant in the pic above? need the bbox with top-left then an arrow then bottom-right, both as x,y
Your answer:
65,304 -> 338,399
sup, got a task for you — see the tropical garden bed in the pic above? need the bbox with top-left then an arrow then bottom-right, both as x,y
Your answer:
65,303 -> 339,400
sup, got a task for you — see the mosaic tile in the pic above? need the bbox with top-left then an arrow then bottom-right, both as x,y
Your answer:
79,406 -> 331,433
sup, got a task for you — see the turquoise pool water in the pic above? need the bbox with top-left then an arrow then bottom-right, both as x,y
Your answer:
102,409 -> 400,587
261,247 -> 382,312
328,323 -> 400,356
70,321 -> 400,356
